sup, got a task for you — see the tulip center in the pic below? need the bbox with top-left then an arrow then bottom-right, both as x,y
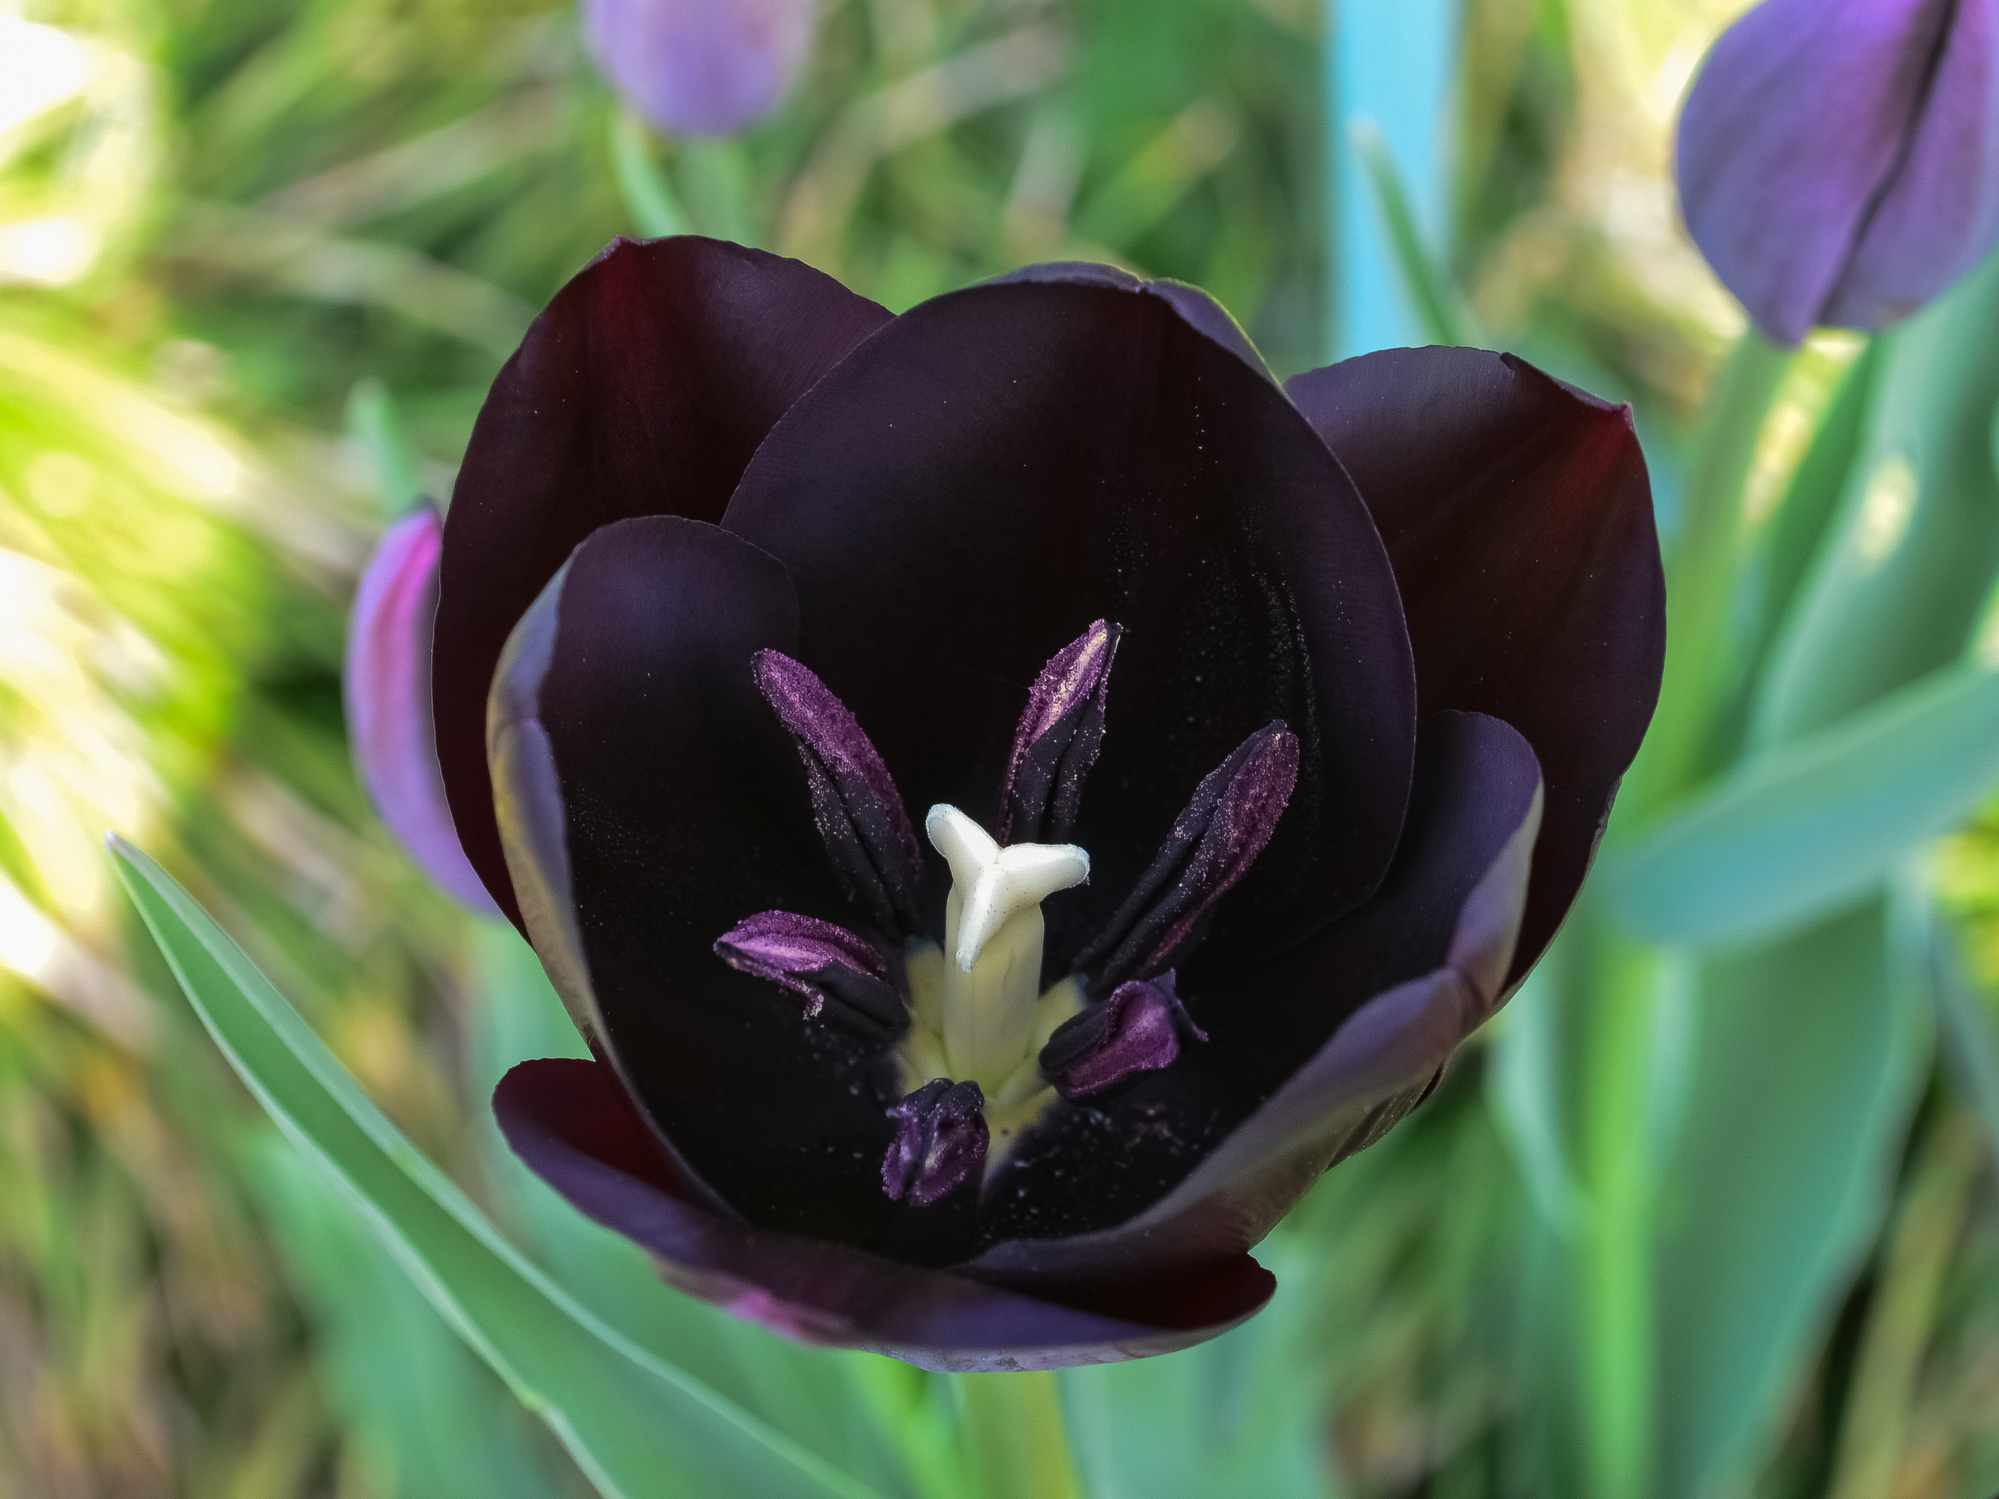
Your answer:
894,805 -> 1091,1155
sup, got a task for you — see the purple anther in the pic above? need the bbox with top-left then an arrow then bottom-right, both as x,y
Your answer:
997,620 -> 1122,846
881,1078 -> 988,1206
1041,971 -> 1207,1102
1077,723 -> 1299,991
754,650 -> 926,938
714,910 -> 908,1040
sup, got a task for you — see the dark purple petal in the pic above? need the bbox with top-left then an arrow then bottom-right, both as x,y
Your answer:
975,711 -> 1541,1256
725,268 -> 1416,977
882,1079 -> 988,1206
1289,348 -> 1662,987
436,237 -> 891,927
583,0 -> 815,136
1077,724 -> 1299,991
713,911 -> 907,1040
997,619 -> 1121,846
1676,0 -> 1999,344
496,1057 -> 1274,1370
492,514 -> 906,1247
753,650 -> 925,937
1041,972 -> 1206,1102
344,508 -> 500,915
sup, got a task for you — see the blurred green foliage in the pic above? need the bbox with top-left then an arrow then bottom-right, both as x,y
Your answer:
6,0 -> 1999,1496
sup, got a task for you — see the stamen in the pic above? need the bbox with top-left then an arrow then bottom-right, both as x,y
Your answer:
1077,723 -> 1299,992
714,911 -> 908,1039
1040,970 -> 1207,1102
882,1078 -> 988,1205
754,650 -> 925,939
998,620 -> 1121,845
924,805 -> 1089,1090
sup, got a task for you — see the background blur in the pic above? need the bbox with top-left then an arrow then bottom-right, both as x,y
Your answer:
4,0 -> 1998,1495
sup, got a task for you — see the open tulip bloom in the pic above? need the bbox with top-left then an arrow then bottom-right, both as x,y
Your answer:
347,236 -> 1664,1371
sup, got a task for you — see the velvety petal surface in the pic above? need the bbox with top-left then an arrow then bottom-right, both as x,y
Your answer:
1289,347 -> 1662,986
490,514 -> 908,1248
584,0 -> 815,136
1676,0 -> 1999,344
344,507 -> 499,915
724,268 -> 1417,976
973,711 -> 1541,1262
495,1057 -> 1276,1371
436,237 -> 891,924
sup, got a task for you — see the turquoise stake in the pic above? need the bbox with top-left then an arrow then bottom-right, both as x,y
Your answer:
1325,0 -> 1458,360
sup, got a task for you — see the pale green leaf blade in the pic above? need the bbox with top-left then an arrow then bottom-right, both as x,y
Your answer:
1652,899 -> 1929,1499
1604,659 -> 1999,946
108,837 -> 882,1499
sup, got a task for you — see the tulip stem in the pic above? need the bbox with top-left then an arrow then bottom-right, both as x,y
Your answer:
1620,330 -> 1795,820
956,1371 -> 1084,1499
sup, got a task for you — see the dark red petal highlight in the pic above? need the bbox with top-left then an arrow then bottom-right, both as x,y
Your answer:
753,650 -> 925,937
495,1057 -> 1274,1370
1289,347 -> 1663,986
713,910 -> 907,1040
1042,971 -> 1206,1102
435,236 -> 891,925
998,619 -> 1121,846
882,1079 -> 989,1207
1078,724 -> 1300,990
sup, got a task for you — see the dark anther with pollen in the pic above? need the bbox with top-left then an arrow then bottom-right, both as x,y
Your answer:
714,910 -> 909,1040
1078,723 -> 1300,993
997,620 -> 1121,846
1041,970 -> 1207,1102
754,651 -> 926,939
882,1079 -> 988,1205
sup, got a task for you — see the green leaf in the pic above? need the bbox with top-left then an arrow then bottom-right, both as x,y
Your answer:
343,376 -> 424,520
242,1128 -> 569,1499
1651,898 -> 1928,1499
463,924 -> 912,1495
1603,658 -> 1999,947
108,837 -> 882,1499
1060,1235 -> 1337,1499
610,112 -> 689,240
1749,249 -> 1999,747
1347,117 -> 1473,349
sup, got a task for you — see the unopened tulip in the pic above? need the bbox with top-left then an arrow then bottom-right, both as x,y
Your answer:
1677,0 -> 1999,344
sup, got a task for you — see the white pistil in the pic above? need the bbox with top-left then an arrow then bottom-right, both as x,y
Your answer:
924,805 -> 1088,1092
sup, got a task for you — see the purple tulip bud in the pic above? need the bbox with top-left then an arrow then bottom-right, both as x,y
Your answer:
714,910 -> 908,1039
1078,723 -> 1300,991
1677,0 -> 1999,345
997,620 -> 1121,846
583,0 -> 816,137
345,509 -> 500,915
1041,971 -> 1208,1103
882,1079 -> 987,1206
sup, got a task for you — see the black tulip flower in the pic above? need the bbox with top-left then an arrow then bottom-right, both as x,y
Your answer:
420,237 -> 1663,1371
1677,0 -> 1999,345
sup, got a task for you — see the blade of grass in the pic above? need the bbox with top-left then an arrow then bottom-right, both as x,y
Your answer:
108,835 -> 884,1499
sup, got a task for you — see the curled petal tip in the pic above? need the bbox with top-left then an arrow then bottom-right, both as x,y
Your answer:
583,0 -> 817,136
345,509 -> 501,916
